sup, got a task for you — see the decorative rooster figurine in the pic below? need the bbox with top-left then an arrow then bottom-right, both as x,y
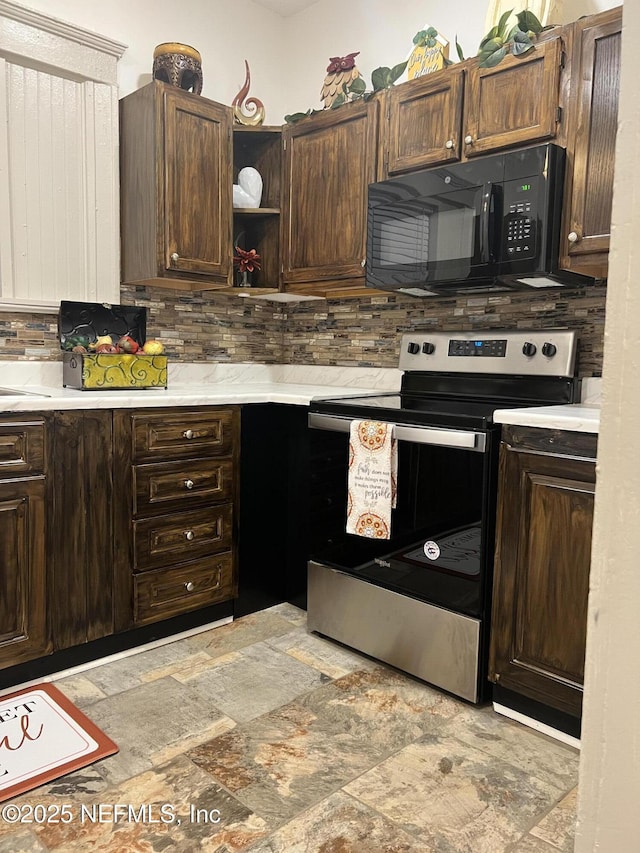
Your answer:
320,52 -> 363,108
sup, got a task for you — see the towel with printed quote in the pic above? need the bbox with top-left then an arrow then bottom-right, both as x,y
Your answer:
347,420 -> 397,540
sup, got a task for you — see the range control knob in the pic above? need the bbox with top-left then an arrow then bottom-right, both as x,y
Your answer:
422,342 -> 435,355
407,342 -> 420,355
542,342 -> 557,357
522,342 -> 537,357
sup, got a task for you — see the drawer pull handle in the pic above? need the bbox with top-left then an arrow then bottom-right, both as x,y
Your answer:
464,134 -> 473,145
183,429 -> 194,439
171,252 -> 180,262
185,530 -> 195,541
184,479 -> 195,490
185,581 -> 195,592
445,139 -> 454,149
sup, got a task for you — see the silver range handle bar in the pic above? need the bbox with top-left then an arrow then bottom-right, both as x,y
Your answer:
308,413 -> 487,453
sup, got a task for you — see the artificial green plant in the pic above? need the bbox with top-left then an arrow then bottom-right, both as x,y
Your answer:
477,9 -> 544,67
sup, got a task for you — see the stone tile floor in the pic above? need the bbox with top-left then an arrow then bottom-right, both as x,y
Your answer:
0,604 -> 579,852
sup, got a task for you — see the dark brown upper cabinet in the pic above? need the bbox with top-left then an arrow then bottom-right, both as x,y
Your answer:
120,81 -> 233,290
281,99 -> 379,295
463,37 -> 563,158
380,35 -> 565,179
383,66 -> 465,175
560,7 -> 622,280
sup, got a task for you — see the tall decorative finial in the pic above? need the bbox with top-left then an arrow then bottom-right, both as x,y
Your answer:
232,60 -> 265,126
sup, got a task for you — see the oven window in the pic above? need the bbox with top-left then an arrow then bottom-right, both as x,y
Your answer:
309,428 -> 493,617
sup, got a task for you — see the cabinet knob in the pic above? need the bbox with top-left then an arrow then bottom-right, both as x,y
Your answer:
464,134 -> 473,145
183,429 -> 194,439
184,581 -> 195,592
185,530 -> 195,541
171,252 -> 179,262
445,139 -> 454,149
567,231 -> 580,244
184,479 -> 195,490
361,258 -> 366,267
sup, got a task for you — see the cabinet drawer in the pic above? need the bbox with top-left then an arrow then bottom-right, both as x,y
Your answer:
133,458 -> 233,515
133,504 -> 233,571
502,425 -> 598,459
0,419 -> 45,476
134,552 -> 234,625
131,409 -> 235,461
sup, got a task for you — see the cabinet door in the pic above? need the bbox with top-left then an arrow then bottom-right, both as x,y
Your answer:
163,88 -> 233,281
560,9 -> 622,278
384,66 -> 464,176
0,478 -> 49,668
50,411 -> 115,649
281,100 -> 379,290
463,38 -> 562,157
489,433 -> 596,717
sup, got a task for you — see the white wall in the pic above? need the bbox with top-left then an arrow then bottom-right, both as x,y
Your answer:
17,0 -> 622,122
17,0 -> 288,122
278,0 -> 621,120
575,1 -> 640,848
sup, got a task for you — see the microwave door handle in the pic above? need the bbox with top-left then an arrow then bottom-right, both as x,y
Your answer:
479,181 -> 496,264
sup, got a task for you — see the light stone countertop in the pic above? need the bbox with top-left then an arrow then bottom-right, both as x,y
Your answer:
494,377 -> 601,433
0,382 -> 389,413
0,360 -> 602,433
0,361 -> 403,413
494,403 -> 600,434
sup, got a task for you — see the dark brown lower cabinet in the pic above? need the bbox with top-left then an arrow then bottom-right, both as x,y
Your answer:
0,477 -> 49,668
0,414 -> 49,668
113,406 -> 239,632
50,410 -> 115,650
0,406 -> 240,676
489,425 -> 597,719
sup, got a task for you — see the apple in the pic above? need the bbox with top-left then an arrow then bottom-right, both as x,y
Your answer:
117,335 -> 139,354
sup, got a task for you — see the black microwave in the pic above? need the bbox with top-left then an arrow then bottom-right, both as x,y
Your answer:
366,144 -> 598,296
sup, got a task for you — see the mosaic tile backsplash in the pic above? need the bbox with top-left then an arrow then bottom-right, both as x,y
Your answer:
0,283 -> 607,377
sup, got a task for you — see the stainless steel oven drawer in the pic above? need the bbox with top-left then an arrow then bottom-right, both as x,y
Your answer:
307,561 -> 482,703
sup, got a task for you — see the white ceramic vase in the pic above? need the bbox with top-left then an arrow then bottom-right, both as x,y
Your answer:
233,167 -> 263,208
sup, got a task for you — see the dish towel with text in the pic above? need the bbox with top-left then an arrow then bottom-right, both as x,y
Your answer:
347,420 -> 397,539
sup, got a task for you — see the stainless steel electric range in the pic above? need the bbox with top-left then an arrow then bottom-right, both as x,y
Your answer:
306,329 -> 580,703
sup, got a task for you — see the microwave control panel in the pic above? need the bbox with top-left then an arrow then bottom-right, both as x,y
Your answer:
503,179 -> 538,260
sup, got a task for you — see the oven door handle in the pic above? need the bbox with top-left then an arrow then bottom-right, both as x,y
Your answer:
308,413 -> 487,452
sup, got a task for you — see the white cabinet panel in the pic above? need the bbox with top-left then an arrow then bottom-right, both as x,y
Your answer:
0,1 -> 125,312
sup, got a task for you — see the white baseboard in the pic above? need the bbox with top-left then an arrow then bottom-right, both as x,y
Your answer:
493,701 -> 581,750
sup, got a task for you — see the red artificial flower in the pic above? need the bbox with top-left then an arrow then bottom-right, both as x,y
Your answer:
233,247 -> 261,272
